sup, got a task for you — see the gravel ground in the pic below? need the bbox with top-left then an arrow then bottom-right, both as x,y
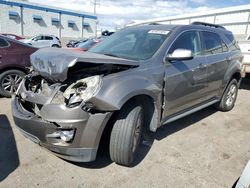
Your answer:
1,79 -> 250,188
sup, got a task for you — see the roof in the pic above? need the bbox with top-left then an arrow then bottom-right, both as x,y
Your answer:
0,0 -> 97,20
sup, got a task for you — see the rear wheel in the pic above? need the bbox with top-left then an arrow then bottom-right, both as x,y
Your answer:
109,102 -> 144,166
52,44 -> 60,48
0,70 -> 25,98
215,79 -> 238,112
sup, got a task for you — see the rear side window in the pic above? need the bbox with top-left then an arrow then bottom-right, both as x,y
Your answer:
169,31 -> 201,56
225,33 -> 240,51
202,31 -> 228,55
0,39 -> 9,47
45,36 -> 53,40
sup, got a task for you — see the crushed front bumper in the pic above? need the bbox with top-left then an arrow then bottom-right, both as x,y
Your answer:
12,96 -> 112,162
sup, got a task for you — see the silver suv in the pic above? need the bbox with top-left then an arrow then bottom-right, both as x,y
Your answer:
20,35 -> 61,48
12,22 -> 242,166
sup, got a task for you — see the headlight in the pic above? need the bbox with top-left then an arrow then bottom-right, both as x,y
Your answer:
63,75 -> 102,106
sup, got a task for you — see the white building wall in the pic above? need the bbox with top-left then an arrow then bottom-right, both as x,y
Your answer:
60,14 -> 83,38
83,17 -> 96,38
22,8 -> 59,37
171,19 -> 190,25
0,4 -> 22,35
0,1 -> 97,40
215,12 -> 249,24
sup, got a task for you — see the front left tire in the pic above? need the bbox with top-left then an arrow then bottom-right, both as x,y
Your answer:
109,102 -> 144,166
0,70 -> 25,98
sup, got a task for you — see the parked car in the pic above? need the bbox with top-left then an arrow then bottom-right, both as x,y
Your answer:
70,39 -> 101,51
0,35 -> 37,97
12,22 -> 242,166
20,35 -> 61,48
233,160 -> 250,188
1,33 -> 25,40
66,39 -> 78,47
66,39 -> 88,48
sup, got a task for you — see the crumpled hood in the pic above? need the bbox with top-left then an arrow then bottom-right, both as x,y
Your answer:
30,48 -> 139,82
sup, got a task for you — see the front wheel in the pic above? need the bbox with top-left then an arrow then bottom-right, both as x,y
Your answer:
0,70 -> 25,98
215,79 -> 239,112
109,102 -> 144,166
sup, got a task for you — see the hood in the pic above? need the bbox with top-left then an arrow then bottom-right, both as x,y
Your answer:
19,39 -> 30,43
30,48 -> 139,82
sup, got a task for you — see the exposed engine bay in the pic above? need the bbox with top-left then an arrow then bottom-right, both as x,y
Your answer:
18,62 -> 135,116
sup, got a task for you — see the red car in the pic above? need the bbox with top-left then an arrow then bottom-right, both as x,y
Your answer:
0,35 -> 37,97
1,33 -> 25,40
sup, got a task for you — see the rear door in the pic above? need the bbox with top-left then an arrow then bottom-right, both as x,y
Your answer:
44,36 -> 53,47
163,30 -> 208,118
0,38 -> 10,66
201,31 -> 229,98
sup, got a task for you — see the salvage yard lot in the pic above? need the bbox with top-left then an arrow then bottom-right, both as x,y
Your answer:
1,79 -> 250,188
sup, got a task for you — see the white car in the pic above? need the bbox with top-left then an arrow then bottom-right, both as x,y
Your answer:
20,35 -> 61,48
235,160 -> 250,188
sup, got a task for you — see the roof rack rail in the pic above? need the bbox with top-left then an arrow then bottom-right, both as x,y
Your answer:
191,22 -> 225,29
148,22 -> 163,25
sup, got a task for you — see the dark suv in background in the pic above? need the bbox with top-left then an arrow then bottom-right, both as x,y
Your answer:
12,22 -> 242,166
0,35 -> 37,97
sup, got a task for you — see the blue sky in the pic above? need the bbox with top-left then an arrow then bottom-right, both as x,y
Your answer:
28,0 -> 250,30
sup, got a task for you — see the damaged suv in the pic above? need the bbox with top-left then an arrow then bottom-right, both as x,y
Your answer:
12,22 -> 242,166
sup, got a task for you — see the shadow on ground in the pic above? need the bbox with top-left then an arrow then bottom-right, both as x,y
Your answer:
240,76 -> 250,90
70,106 -> 217,168
0,115 -> 19,182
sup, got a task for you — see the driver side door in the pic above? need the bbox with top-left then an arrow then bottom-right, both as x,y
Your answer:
162,30 -> 208,119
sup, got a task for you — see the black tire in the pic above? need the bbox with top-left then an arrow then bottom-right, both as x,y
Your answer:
52,44 -> 60,48
0,70 -> 25,98
109,102 -> 144,166
215,79 -> 238,112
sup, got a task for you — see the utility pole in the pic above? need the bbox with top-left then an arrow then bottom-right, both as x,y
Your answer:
91,0 -> 100,14
90,0 -> 100,37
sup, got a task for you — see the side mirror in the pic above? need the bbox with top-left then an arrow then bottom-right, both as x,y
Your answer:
33,38 -> 38,41
165,49 -> 193,61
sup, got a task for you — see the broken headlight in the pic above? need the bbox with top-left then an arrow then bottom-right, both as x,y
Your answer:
63,75 -> 102,107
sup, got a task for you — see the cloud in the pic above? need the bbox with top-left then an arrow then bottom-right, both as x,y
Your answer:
28,0 -> 213,30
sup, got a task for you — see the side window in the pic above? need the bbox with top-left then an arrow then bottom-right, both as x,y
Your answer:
0,39 -> 9,47
44,36 -> 53,40
202,32 -> 226,55
225,33 -> 240,51
34,36 -> 42,41
169,31 -> 201,56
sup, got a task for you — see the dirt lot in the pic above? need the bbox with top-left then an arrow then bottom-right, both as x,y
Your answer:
1,79 -> 250,188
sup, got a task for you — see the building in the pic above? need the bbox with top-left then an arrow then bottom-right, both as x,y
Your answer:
127,4 -> 250,40
0,0 -> 97,41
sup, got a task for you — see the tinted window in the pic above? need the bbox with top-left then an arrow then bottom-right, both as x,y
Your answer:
44,36 -> 53,40
225,33 -> 240,51
34,36 -> 42,40
0,39 -> 9,47
169,31 -> 201,56
202,32 -> 226,55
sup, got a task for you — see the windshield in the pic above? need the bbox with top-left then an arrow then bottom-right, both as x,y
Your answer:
89,28 -> 170,60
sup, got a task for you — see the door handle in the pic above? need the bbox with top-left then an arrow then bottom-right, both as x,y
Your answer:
0,55 -> 2,59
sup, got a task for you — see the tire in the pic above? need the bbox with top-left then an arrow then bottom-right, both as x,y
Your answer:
109,102 -> 144,166
215,79 -> 238,112
52,44 -> 60,48
0,70 -> 25,98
